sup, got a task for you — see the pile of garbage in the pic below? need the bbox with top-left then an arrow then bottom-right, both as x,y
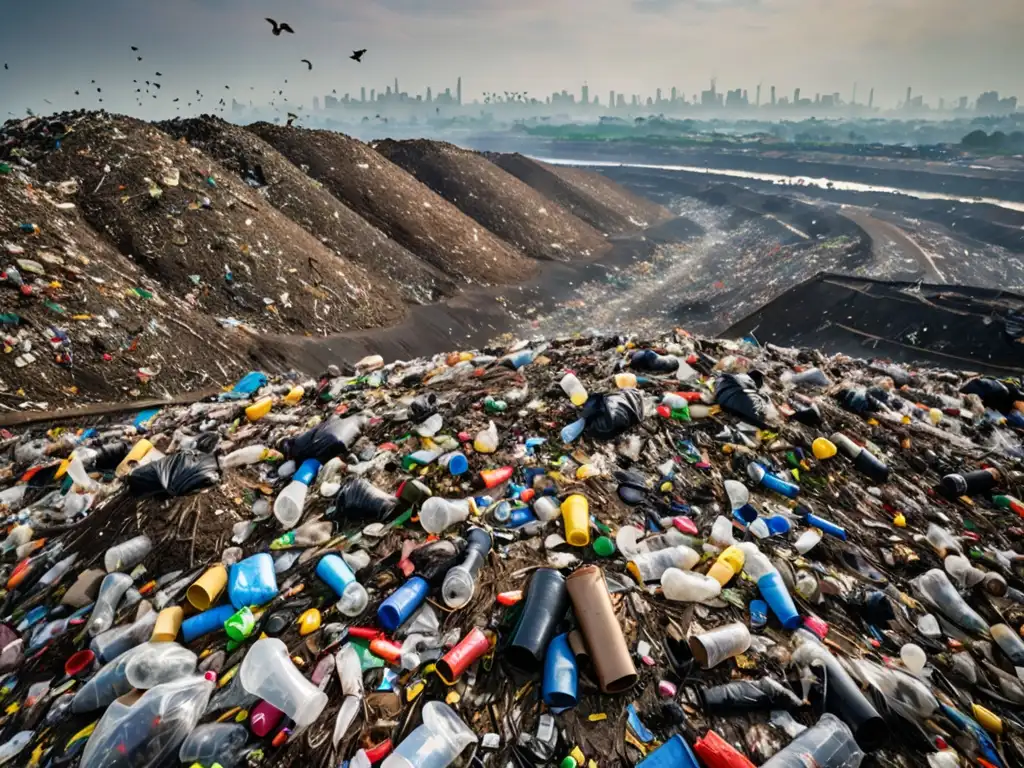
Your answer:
2,329 -> 1024,768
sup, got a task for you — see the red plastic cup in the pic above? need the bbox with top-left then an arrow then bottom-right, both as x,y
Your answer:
250,701 -> 284,737
693,730 -> 756,768
436,627 -> 491,684
64,649 -> 96,678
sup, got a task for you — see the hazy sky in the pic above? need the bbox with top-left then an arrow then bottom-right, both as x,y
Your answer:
1,0 -> 1021,119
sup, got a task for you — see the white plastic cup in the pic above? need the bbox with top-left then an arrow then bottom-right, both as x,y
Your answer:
381,701 -> 477,768
239,638 -> 327,727
533,496 -> 562,522
273,480 -> 310,529
900,643 -> 927,675
420,497 -> 474,534
688,622 -> 752,669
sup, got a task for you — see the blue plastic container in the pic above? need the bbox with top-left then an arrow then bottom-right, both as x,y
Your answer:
316,554 -> 357,597
181,604 -> 235,643
758,571 -> 801,629
292,458 -> 321,486
377,576 -> 429,632
447,453 -> 468,476
805,513 -> 847,540
542,633 -> 578,709
229,553 -> 278,609
637,735 -> 700,768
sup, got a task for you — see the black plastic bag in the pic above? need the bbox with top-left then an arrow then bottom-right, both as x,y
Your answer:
582,389 -> 644,440
836,386 -> 888,416
328,477 -> 396,523
629,349 -> 679,373
702,678 -> 803,713
126,451 -> 221,498
715,373 -> 772,428
408,538 -> 464,585
192,432 -> 220,454
961,377 -> 1024,413
408,394 -> 438,423
281,416 -> 361,463
89,441 -> 130,472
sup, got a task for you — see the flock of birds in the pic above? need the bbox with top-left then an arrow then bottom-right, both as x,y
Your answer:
2,18 -> 369,122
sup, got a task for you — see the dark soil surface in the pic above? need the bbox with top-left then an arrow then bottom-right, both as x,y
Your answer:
373,138 -> 611,262
34,114 -> 404,335
159,117 -> 455,305
546,163 -> 674,228
248,123 -> 536,288
485,153 -> 651,234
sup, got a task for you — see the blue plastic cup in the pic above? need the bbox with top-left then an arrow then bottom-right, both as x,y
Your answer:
447,453 -> 469,476
542,633 -> 578,709
764,515 -> 792,535
229,553 -> 278,609
181,604 -> 235,643
293,458 -> 321,486
377,576 -> 429,632
637,735 -> 700,768
758,571 -> 801,630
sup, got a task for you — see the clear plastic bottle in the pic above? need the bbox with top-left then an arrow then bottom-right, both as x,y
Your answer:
104,535 -> 152,573
273,459 -> 321,529
560,373 -> 588,406
420,497 -> 475,534
87,572 -> 134,636
221,445 -> 280,469
628,546 -> 700,583
381,701 -> 477,768
661,569 -> 721,602
90,610 -> 158,663
925,524 -> 961,559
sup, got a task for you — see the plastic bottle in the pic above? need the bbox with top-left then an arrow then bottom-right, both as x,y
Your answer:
533,496 -> 561,522
115,438 -> 153,477
913,569 -> 989,635
944,554 -> 985,588
627,546 -> 700,583
91,610 -> 158,663
560,417 -> 587,443
381,701 -> 477,768
442,528 -> 493,609
560,373 -> 588,406
830,432 -> 889,483
724,480 -> 749,510
245,397 -> 273,422
0,732 -> 33,765
473,421 -> 499,453
378,576 -> 429,632
561,494 -> 590,547
104,534 -> 152,573
178,723 -> 250,768
925,523 -> 962,559
124,642 -> 197,688
221,445 -> 281,468
239,638 -> 327,727
420,497 -> 476,534
283,385 -> 304,405
316,554 -> 369,617
740,543 -> 801,629
941,467 -> 1000,497
760,713 -> 863,768
661,569 -> 721,602
708,545 -> 745,586
747,463 -> 800,498
615,372 -> 637,389
273,458 -> 321,528
87,572 -> 133,636
66,451 -> 96,489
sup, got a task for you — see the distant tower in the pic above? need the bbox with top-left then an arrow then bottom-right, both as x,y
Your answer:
581,83 -> 589,106
360,86 -> 366,102
794,87 -> 801,104
609,90 -> 615,109
313,96 -> 319,111
395,77 -> 400,95
756,84 -> 761,107
868,88 -> 874,109
671,86 -> 677,103
457,77 -> 462,105
851,82 -> 857,106
905,86 -> 912,107
656,87 -> 662,104
371,88 -> 376,102
770,85 -> 776,106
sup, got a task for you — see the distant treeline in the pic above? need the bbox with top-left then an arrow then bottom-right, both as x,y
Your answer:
960,129 -> 1024,153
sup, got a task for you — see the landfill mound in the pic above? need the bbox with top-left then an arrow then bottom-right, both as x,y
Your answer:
158,117 -> 456,305
372,138 -> 611,263
248,123 -> 536,287
0,156 -> 259,406
724,273 -> 1024,375
486,153 -> 660,234
4,331 -> 1024,768
547,163 -> 675,229
26,113 -> 407,338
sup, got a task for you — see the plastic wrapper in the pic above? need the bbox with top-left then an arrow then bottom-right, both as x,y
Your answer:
715,373 -> 774,428
178,723 -> 249,768
702,677 -> 803,713
126,451 -> 221,498
72,646 -> 144,713
581,389 -> 644,440
381,701 -> 477,768
850,659 -> 938,722
761,713 -> 863,768
912,569 -> 989,635
329,477 -> 397,522
281,415 -> 364,463
81,675 -> 214,768
124,642 -> 197,689
91,610 -> 158,664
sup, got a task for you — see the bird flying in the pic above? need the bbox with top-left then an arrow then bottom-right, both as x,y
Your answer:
351,49 -> 367,62
301,59 -> 312,70
131,46 -> 138,51
266,18 -> 294,35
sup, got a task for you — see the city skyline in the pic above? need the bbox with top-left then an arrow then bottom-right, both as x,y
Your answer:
0,0 -> 1021,121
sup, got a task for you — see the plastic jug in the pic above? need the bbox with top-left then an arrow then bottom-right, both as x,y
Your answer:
381,701 -> 477,768
473,422 -> 499,454
245,397 -> 273,422
239,638 -> 327,727
273,458 -> 321,528
420,497 -> 476,534
560,373 -> 588,406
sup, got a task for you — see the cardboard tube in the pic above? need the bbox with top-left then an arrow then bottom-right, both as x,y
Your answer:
151,606 -> 185,642
187,565 -> 228,611
566,565 -> 637,693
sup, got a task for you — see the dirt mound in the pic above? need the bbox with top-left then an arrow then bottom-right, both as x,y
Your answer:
485,152 -> 648,234
0,160 -> 255,407
32,113 -> 403,337
372,138 -> 610,262
159,117 -> 454,305
248,123 -> 535,287
545,163 -> 674,228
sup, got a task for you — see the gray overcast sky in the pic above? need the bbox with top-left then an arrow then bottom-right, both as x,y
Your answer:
0,0 -> 1021,119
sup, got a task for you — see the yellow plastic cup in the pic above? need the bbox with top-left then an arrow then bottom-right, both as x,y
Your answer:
186,564 -> 228,611
708,545 -> 745,586
811,437 -> 837,461
151,606 -> 184,642
561,494 -> 590,547
245,397 -> 273,422
116,438 -> 153,477
283,386 -> 304,406
614,373 -> 637,389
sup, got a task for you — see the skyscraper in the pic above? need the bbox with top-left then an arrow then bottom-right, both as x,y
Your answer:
360,86 -> 366,102
426,86 -> 432,103
581,83 -> 589,106
671,86 -> 677,103
794,87 -> 800,104
656,87 -> 662,105
609,90 -> 615,109
905,86 -> 912,108
457,77 -> 462,105
756,84 -> 761,107
868,88 -> 874,109
770,85 -> 776,106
